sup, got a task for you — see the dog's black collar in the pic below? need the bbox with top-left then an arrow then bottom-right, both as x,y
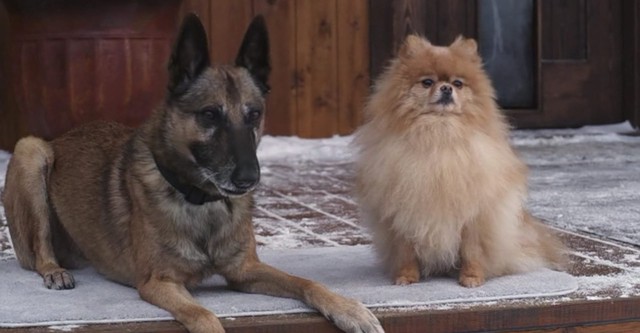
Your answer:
154,160 -> 224,205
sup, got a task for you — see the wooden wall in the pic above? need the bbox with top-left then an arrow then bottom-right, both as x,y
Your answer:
0,0 -> 369,151
0,2 -> 25,150
181,0 -> 369,137
623,0 -> 640,129
370,0 -> 476,78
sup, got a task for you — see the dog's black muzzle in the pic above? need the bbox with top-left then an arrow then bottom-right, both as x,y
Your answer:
229,127 -> 260,191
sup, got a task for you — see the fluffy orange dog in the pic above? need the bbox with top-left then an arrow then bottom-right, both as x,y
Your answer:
354,35 -> 566,287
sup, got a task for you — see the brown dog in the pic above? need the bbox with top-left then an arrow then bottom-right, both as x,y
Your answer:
2,14 -> 383,333
353,35 -> 566,287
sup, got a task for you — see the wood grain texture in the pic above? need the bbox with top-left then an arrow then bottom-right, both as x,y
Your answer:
295,0 -> 338,137
370,0 -> 477,78
541,0 -> 587,60
623,0 -> 640,130
6,298 -> 640,332
0,1 -> 26,151
180,0 -> 368,137
1,0 -> 180,143
513,0 -> 624,128
393,0 -> 427,47
336,0 -> 369,134
369,0 -> 394,79
254,0 -> 297,135
369,0 -> 626,129
430,0 -> 477,44
208,0 -> 254,64
179,0 -> 211,52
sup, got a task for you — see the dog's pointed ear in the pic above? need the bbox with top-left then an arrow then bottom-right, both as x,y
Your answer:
399,34 -> 431,58
236,15 -> 271,95
450,36 -> 480,61
168,13 -> 210,96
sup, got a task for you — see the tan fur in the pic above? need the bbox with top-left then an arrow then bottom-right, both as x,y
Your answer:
2,15 -> 383,333
354,35 -> 567,287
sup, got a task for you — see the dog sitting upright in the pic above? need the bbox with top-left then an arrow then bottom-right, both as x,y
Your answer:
2,14 -> 383,333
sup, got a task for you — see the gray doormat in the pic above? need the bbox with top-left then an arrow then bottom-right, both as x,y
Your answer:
0,245 -> 576,328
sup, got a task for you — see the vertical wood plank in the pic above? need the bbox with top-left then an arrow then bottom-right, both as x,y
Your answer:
369,0 -> 394,78
0,2 -> 26,150
179,0 -> 211,49
434,0 -> 477,43
296,0 -> 338,137
209,0 -> 254,64
254,0 -> 297,135
622,0 -> 640,129
393,0 -> 428,47
96,39 -> 128,126
68,39 -> 97,125
337,0 -> 369,134
42,40 -> 71,135
541,0 -> 587,60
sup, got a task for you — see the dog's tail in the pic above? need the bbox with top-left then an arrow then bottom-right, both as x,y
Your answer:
522,212 -> 569,271
2,136 -> 56,270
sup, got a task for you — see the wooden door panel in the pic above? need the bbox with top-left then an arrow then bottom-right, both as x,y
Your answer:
370,0 -> 627,129
521,0 -> 624,128
540,0 -> 587,60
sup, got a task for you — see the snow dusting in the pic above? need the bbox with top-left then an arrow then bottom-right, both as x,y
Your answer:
1,122 -> 639,304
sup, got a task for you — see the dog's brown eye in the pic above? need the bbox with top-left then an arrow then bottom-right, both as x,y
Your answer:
452,80 -> 464,88
246,109 -> 262,123
198,106 -> 223,127
201,106 -> 221,119
421,79 -> 434,88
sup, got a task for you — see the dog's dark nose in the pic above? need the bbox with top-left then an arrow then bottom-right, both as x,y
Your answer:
440,85 -> 452,95
231,166 -> 260,190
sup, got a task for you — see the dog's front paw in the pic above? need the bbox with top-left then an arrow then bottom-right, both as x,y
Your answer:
183,312 -> 225,333
459,274 -> 485,288
394,273 -> 419,286
393,263 -> 420,286
325,298 -> 385,333
43,268 -> 75,290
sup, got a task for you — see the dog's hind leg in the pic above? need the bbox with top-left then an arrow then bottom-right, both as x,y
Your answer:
2,137 -> 75,290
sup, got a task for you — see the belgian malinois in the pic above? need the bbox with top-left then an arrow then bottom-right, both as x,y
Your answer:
2,14 -> 383,333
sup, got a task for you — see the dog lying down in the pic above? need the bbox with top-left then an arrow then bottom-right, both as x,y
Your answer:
2,14 -> 384,333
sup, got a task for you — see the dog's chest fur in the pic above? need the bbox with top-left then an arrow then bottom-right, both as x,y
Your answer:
154,197 -> 250,268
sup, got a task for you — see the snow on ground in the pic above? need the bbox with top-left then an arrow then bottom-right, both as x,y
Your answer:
256,122 -> 640,247
1,122 -> 639,251
0,123 -> 639,301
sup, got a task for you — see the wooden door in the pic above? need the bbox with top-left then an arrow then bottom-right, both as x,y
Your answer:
370,0 -> 627,129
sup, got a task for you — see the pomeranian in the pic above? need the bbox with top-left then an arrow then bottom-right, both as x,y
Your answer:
353,35 -> 566,287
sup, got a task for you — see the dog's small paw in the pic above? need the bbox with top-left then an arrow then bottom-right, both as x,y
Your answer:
459,274 -> 485,288
43,269 -> 75,290
394,275 -> 419,286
